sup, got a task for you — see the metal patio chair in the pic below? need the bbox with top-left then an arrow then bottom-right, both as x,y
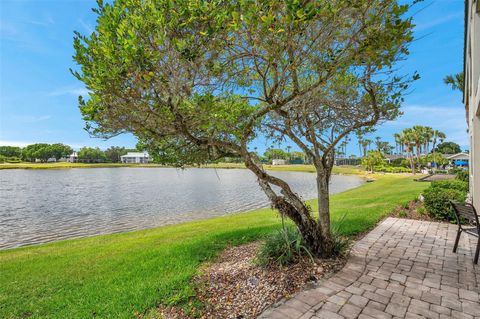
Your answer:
451,201 -> 480,264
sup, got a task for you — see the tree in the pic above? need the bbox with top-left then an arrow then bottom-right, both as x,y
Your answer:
420,153 -> 448,168
21,143 -> 71,162
362,150 -> 384,172
73,0 -> 416,256
393,133 -> 402,154
48,144 -> 73,160
374,137 -> 392,154
0,146 -> 22,158
78,147 -> 106,163
430,130 -> 446,171
22,144 -> 50,162
360,139 -> 373,158
443,72 -> 464,92
105,146 -> 127,163
398,129 -> 416,174
263,148 -> 288,161
434,142 -> 461,154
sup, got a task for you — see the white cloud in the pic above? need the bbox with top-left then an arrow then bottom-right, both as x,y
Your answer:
78,19 -> 94,34
12,115 -> 52,123
48,87 -> 90,97
414,12 -> 463,32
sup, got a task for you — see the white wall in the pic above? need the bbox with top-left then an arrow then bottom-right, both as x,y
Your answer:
466,0 -> 480,206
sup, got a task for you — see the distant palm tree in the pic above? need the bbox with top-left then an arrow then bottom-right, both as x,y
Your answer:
356,132 -> 364,157
422,126 -> 433,154
431,130 -> 446,171
360,139 -> 372,158
411,125 -> 427,161
399,128 -> 416,174
431,130 -> 446,153
393,133 -> 402,154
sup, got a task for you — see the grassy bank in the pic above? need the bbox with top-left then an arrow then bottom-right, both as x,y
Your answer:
0,162 -> 165,169
0,161 -> 365,175
0,175 -> 427,319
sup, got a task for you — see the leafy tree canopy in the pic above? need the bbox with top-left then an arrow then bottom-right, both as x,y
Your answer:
78,147 -> 106,161
263,148 -> 288,161
21,143 -> 72,162
0,146 -> 22,158
73,0 -> 417,255
434,142 -> 461,155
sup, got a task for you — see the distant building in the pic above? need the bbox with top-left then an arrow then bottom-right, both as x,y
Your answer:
384,154 -> 405,163
464,0 -> 479,206
446,152 -> 470,167
66,152 -> 78,163
120,152 -> 150,164
271,159 -> 287,165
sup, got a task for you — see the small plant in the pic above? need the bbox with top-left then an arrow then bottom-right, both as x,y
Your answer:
256,225 -> 313,266
416,206 -> 426,215
330,218 -> 351,257
398,211 -> 408,218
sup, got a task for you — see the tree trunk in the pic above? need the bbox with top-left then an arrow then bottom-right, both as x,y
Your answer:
316,168 -> 334,256
242,152 -> 327,256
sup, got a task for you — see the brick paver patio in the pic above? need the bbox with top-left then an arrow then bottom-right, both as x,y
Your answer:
261,218 -> 480,319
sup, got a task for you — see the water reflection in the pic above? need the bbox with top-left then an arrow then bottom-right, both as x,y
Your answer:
0,168 -> 363,249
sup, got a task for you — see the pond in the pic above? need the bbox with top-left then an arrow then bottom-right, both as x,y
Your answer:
0,168 -> 364,249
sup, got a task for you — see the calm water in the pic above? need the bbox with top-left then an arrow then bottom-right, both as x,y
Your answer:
0,168 -> 363,249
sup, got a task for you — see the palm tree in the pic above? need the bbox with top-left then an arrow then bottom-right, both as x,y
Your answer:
356,132 -> 364,157
374,136 -> 382,151
361,139 -> 372,158
431,130 -> 446,171
431,130 -> 446,153
400,128 -> 416,174
411,125 -> 426,161
422,126 -> 433,154
393,133 -> 402,154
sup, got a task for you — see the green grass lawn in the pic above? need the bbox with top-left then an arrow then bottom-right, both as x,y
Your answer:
0,175 -> 427,319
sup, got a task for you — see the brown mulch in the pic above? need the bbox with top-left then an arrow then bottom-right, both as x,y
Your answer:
158,242 -> 345,319
391,200 -> 435,221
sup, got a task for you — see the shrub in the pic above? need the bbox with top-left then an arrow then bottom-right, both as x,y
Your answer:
373,165 -> 410,173
256,225 -> 312,266
456,170 -> 469,183
0,155 -> 5,163
6,156 -> 21,163
431,179 -> 469,193
423,187 -> 466,221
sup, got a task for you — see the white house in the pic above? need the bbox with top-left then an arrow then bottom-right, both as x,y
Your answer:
66,152 -> 78,163
271,159 -> 287,165
446,152 -> 470,167
464,0 -> 480,206
120,152 -> 150,164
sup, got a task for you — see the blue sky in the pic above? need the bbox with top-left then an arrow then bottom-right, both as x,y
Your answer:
0,0 -> 468,155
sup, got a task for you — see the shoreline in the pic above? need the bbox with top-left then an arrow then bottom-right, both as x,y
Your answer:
0,162 -> 366,175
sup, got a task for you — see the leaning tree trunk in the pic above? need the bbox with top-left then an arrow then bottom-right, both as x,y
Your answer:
242,153 -> 326,256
